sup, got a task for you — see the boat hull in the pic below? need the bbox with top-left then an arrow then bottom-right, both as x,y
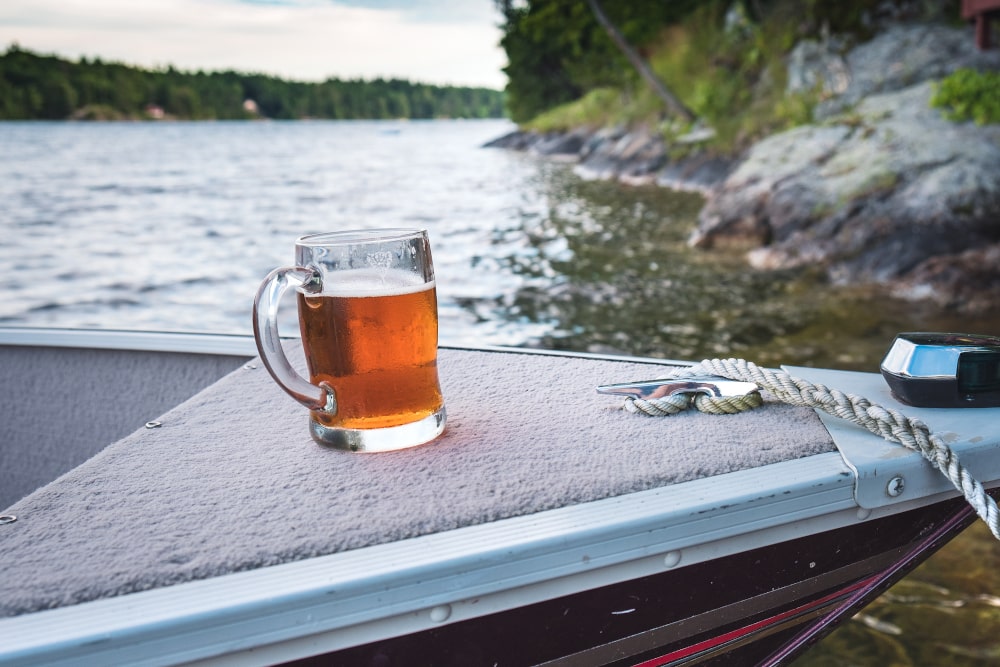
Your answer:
283,494 -> 980,666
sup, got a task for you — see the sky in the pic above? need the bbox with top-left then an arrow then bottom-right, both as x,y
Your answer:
0,0 -> 508,89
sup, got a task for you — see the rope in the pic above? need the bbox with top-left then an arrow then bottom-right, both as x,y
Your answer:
625,390 -> 763,416
623,357 -> 1000,541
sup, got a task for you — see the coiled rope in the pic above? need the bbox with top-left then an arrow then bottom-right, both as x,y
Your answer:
623,357 -> 1000,541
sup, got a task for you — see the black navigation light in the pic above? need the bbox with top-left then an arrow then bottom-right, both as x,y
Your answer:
880,333 -> 1000,408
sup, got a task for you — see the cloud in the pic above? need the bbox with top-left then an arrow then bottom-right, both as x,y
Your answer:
0,0 -> 507,88
332,0 -> 501,24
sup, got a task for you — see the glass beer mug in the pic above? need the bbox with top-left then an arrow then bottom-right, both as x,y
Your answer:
253,229 -> 446,452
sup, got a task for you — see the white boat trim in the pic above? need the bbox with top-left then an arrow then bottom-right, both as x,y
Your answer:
0,326 -> 694,366
0,327 -> 261,357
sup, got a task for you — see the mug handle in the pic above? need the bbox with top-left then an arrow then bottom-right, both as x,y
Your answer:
252,266 -> 337,414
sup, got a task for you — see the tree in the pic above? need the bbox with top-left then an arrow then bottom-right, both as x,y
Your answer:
584,0 -> 695,122
497,0 -> 585,122
494,0 -> 702,123
0,47 -> 505,121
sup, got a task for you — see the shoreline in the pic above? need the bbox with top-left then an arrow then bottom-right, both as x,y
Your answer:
486,23 -> 1000,316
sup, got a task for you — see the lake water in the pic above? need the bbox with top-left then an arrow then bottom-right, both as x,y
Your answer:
0,119 -> 550,345
2,119 -> 999,663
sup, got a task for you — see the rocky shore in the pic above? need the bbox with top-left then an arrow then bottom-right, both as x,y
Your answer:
486,23 -> 1000,314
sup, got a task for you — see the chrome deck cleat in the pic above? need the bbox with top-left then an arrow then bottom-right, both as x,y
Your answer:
597,376 -> 759,400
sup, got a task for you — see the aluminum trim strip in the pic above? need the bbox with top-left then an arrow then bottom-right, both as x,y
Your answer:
1,453 -> 856,667
785,365 -> 1000,509
0,326 -> 693,365
0,327 -> 259,357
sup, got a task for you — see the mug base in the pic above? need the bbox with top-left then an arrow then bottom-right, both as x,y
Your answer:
309,407 -> 447,452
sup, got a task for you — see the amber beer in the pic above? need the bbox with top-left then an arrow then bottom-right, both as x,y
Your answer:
298,268 -> 443,431
254,228 -> 445,450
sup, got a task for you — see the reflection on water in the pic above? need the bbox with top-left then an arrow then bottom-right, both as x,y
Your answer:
497,167 -> 1000,372
798,521 -> 1000,666
3,120 -> 999,663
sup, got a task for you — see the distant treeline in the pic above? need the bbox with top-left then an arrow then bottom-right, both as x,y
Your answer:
0,45 -> 506,121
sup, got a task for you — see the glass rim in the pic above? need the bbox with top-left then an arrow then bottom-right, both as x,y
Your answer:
297,228 -> 427,247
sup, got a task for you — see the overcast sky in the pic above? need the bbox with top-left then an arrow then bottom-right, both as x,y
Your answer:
0,0 -> 508,89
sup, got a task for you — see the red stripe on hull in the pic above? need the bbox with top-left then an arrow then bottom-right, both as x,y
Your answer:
633,576 -> 879,667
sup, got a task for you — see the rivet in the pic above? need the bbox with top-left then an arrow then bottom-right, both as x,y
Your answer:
429,604 -> 452,623
886,476 -> 905,497
857,508 -> 872,520
0,515 -> 16,525
145,421 -> 163,429
663,551 -> 681,568
244,363 -> 258,370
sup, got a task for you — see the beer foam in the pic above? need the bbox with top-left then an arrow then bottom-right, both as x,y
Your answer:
316,267 -> 434,297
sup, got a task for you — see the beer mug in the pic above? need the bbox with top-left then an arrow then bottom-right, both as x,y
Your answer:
253,229 -> 446,451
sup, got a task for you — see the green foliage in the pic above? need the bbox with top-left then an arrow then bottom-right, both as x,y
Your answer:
509,0 -> 819,152
643,1 -> 814,151
525,88 -> 625,131
931,68 -> 1000,125
498,0 -> 954,154
496,0 -> 701,123
497,0 -> 822,150
0,45 -> 506,121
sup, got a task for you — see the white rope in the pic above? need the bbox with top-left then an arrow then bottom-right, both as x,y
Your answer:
624,357 -> 1000,541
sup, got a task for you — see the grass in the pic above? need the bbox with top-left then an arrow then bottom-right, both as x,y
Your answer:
527,88 -> 630,133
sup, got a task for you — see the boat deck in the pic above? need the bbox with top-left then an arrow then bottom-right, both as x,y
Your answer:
2,329 -> 998,666
2,341 -> 835,618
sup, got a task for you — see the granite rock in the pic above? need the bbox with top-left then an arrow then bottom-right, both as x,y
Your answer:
693,81 -> 1000,310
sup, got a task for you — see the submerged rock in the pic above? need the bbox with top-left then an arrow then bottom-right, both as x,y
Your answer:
893,243 -> 1000,314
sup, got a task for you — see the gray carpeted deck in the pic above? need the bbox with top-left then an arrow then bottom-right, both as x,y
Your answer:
0,346 -> 249,509
1,344 -> 835,617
